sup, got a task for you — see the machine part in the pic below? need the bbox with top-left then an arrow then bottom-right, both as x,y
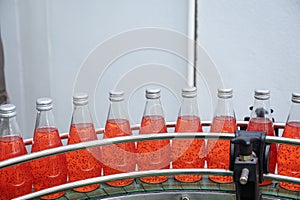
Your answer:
240,168 -> 249,185
98,191 -> 293,200
231,131 -> 267,200
1,131 -> 300,170
7,130 -> 300,200
181,194 -> 190,200
230,131 -> 267,183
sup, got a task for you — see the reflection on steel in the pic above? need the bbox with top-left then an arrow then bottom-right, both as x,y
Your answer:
23,121 -> 286,145
3,132 -> 300,170
266,136 -> 300,146
13,169 -> 300,200
239,168 -> 249,185
264,173 -> 300,185
8,121 -> 300,199
2,132 -> 234,169
14,168 -> 233,200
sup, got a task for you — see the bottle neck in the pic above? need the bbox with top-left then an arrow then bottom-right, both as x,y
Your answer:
35,109 -> 56,130
250,99 -> 272,120
213,97 -> 235,118
0,116 -> 22,137
286,102 -> 300,123
107,100 -> 129,120
143,98 -> 164,117
178,97 -> 199,117
71,104 -> 93,124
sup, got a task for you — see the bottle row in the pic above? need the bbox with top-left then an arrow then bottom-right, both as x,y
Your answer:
0,88 -> 300,199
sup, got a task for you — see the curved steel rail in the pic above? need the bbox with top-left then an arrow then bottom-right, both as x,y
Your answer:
5,121 -> 299,199
23,121 -> 286,145
2,132 -> 300,170
1,133 -> 234,169
13,169 -> 300,200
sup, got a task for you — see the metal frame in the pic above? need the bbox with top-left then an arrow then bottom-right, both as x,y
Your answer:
5,121 -> 300,199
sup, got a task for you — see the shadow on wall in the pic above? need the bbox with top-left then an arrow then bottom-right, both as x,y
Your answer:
0,33 -> 8,105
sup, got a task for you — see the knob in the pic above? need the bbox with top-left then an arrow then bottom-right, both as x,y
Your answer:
181,194 -> 190,200
240,168 -> 249,185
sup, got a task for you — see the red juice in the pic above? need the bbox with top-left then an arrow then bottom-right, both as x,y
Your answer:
247,117 -> 277,186
277,121 -> 300,191
31,127 -> 67,199
172,115 -> 204,182
67,123 -> 102,192
137,115 -> 170,184
0,136 -> 32,200
103,119 -> 135,187
207,116 -> 237,183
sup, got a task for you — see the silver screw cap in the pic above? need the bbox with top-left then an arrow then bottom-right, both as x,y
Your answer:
254,89 -> 270,100
218,88 -> 233,99
73,92 -> 89,105
0,104 -> 17,118
146,89 -> 161,99
182,87 -> 197,98
109,91 -> 125,102
292,92 -> 300,103
36,97 -> 53,111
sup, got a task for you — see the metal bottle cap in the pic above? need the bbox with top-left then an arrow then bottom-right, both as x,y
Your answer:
73,92 -> 89,105
109,91 -> 125,102
146,89 -> 161,99
292,92 -> 300,103
0,104 -> 17,118
182,87 -> 197,98
218,88 -> 233,99
254,89 -> 270,100
36,97 -> 53,111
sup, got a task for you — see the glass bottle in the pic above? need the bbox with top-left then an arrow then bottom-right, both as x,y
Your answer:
172,87 -> 205,182
277,92 -> 300,191
0,104 -> 32,199
246,89 -> 277,186
31,98 -> 67,199
67,93 -> 102,192
103,91 -> 135,186
137,89 -> 170,184
207,88 -> 237,183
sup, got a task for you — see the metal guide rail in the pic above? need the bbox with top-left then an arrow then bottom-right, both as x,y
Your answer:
1,121 -> 300,200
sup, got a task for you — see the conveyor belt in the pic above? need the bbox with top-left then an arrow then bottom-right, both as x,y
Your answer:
37,176 -> 299,200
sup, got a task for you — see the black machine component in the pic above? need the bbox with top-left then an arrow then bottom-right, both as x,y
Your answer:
230,130 -> 269,200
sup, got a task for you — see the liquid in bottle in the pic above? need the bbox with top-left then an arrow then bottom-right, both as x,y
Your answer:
0,104 -> 32,200
207,88 -> 237,183
277,93 -> 300,191
31,98 -> 67,199
246,89 -> 277,186
103,91 -> 135,187
67,93 -> 102,192
172,87 -> 205,182
137,89 -> 170,184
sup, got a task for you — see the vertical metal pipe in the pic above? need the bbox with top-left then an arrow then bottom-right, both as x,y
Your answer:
0,32 -> 8,104
187,0 -> 197,87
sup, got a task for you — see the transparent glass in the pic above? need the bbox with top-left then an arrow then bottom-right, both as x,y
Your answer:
67,103 -> 102,192
137,97 -> 170,184
247,98 -> 277,186
0,116 -> 32,199
278,100 -> 300,191
103,99 -> 136,187
31,109 -> 67,199
207,96 -> 237,183
172,95 -> 204,183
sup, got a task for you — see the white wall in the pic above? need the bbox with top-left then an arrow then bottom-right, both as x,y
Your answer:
0,0 -> 190,139
1,0 -> 300,140
197,0 -> 300,122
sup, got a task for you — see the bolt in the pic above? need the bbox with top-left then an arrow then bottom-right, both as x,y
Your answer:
240,168 -> 249,185
181,194 -> 190,200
